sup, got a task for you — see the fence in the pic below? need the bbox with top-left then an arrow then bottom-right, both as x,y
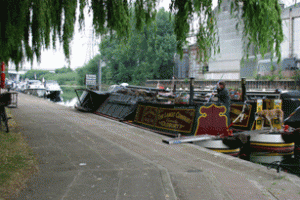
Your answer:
145,79 -> 300,91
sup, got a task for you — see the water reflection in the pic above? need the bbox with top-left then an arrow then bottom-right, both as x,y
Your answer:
250,152 -> 293,165
57,97 -> 78,107
250,152 -> 300,176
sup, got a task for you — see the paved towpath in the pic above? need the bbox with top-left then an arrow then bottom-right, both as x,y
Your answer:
9,92 -> 300,200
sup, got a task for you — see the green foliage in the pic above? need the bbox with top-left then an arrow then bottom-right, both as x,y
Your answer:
55,66 -> 73,74
0,0 -> 79,69
170,0 -> 221,61
270,65 -> 275,72
267,74 -> 276,81
22,70 -> 51,80
100,8 -> 176,85
232,0 -> 284,63
278,67 -> 283,80
43,71 -> 77,85
0,0 -> 284,70
292,70 -> 300,81
76,54 -> 102,86
257,74 -> 281,81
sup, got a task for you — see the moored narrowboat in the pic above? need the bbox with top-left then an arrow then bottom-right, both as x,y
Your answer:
74,83 -> 299,157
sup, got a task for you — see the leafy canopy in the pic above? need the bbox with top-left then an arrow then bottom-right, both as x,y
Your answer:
55,66 -> 73,74
21,69 -> 51,80
76,54 -> 101,86
0,0 -> 283,69
100,8 -> 176,85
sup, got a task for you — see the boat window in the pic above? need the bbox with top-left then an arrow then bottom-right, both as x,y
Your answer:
28,80 -> 41,84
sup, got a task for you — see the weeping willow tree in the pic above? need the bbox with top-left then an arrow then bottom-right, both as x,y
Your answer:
0,0 -> 284,70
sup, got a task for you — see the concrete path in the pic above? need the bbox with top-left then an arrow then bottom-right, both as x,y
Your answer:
9,92 -> 300,200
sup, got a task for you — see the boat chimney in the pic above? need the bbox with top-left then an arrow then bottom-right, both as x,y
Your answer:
172,76 -> 176,93
189,77 -> 195,104
241,77 -> 246,102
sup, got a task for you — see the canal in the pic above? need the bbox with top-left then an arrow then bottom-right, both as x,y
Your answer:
248,152 -> 300,177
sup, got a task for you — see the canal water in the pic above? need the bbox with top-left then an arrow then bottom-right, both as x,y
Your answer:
58,86 -> 83,107
248,152 -> 300,177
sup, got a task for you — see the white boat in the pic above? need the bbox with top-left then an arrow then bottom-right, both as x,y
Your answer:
44,80 -> 63,102
16,81 -> 27,93
25,80 -> 46,97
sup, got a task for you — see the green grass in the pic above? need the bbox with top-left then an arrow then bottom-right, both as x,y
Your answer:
0,109 -> 38,199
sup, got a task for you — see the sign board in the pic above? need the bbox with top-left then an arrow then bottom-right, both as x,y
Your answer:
134,105 -> 195,133
85,74 -> 97,86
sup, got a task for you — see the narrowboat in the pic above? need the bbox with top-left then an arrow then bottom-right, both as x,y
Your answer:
74,83 -> 300,157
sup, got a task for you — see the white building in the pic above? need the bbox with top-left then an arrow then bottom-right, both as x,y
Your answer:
200,0 -> 300,80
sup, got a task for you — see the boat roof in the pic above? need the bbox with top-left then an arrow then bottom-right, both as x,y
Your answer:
27,80 -> 42,83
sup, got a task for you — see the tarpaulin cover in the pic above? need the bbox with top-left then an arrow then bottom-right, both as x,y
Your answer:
75,89 -> 109,112
281,90 -> 300,124
95,93 -> 143,120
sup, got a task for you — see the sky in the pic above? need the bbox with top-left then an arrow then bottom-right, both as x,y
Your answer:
14,0 -> 299,71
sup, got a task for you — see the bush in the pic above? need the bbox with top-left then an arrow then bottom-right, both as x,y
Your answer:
55,66 -> 73,74
22,70 -> 51,80
43,72 -> 77,85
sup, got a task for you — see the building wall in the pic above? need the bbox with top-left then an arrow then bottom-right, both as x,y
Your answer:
188,44 -> 206,80
294,17 -> 300,57
206,0 -> 243,80
203,2 -> 300,80
174,50 -> 189,79
281,19 -> 290,59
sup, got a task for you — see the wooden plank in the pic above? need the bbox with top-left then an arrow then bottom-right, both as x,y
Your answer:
162,135 -> 218,145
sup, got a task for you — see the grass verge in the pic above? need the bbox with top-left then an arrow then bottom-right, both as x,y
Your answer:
0,108 -> 39,199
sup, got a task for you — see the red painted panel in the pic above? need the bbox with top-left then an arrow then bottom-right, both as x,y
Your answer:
195,104 -> 229,136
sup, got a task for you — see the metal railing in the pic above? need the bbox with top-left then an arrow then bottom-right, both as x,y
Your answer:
146,79 -> 300,91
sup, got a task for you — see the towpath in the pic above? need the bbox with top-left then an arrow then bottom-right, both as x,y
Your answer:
9,92 -> 300,200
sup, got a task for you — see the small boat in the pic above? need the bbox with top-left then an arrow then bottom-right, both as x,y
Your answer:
25,80 -> 46,97
16,81 -> 27,93
44,80 -> 63,102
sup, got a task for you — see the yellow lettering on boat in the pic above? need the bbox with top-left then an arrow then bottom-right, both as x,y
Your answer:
231,108 -> 241,115
176,112 -> 191,123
